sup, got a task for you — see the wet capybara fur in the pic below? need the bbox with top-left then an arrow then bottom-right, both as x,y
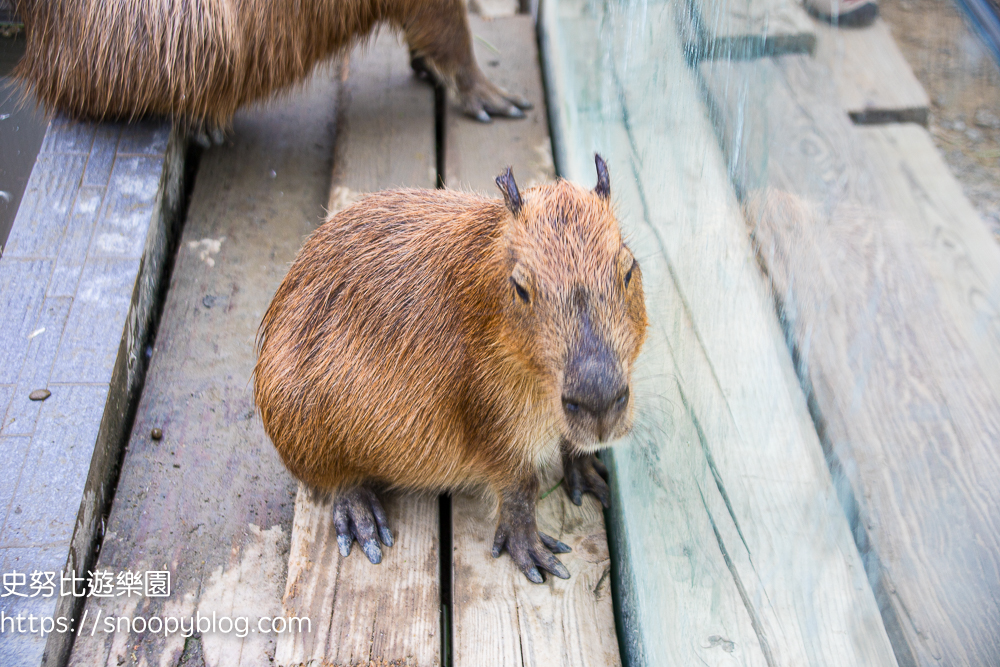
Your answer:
253,156 -> 648,582
9,0 -> 531,127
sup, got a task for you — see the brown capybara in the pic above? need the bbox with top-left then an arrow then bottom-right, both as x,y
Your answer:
9,0 -> 530,128
253,155 -> 648,582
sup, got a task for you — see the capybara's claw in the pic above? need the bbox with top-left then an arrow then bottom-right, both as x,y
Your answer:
539,531 -> 572,554
332,486 -> 393,564
460,76 -> 532,122
562,449 -> 611,508
492,524 -> 571,583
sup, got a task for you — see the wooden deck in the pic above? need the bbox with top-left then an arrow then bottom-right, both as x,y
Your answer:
2,2 -> 997,666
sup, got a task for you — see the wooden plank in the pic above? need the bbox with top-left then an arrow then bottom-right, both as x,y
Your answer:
275,34 -> 442,667
452,471 -> 622,667
446,15 -> 556,193
446,17 -> 620,667
688,0 -> 816,58
0,117 -> 186,667
703,53 -> 1000,666
544,2 -> 898,665
813,19 -> 929,125
857,123 -> 1000,397
66,74 -> 339,667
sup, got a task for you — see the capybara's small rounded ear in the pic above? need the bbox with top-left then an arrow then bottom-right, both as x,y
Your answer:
594,154 -> 610,200
496,166 -> 522,215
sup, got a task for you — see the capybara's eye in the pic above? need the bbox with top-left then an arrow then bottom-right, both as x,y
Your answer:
624,261 -> 635,289
511,278 -> 530,304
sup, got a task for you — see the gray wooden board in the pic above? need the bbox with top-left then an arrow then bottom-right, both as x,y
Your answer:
857,124 -> 1000,399
446,17 -> 621,667
275,33 -> 442,667
543,1 -> 898,665
0,117 -> 186,667
702,53 -> 1000,666
813,19 -> 929,125
66,74 -> 339,667
445,16 -> 556,193
687,0 -> 816,58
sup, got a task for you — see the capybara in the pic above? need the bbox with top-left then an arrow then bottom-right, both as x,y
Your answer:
9,0 -> 531,128
253,156 -> 648,582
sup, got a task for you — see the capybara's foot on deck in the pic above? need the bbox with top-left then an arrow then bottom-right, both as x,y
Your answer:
562,446 -> 611,508
333,486 -> 394,564
492,479 -> 571,583
189,123 -> 226,149
458,73 -> 533,123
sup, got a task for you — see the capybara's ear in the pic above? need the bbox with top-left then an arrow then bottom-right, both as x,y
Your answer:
594,154 -> 610,200
496,166 -> 522,216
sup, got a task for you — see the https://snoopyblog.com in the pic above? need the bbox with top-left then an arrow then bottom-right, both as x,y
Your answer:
0,569 -> 310,639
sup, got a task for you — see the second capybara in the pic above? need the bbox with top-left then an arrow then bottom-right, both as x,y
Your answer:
9,0 -> 531,129
253,156 -> 648,582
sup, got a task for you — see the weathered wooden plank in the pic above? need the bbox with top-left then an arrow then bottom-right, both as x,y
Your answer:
275,34 -> 441,667
857,123 -> 1000,397
446,15 -> 555,193
469,0 -> 520,18
66,74 -> 339,667
688,0 -> 816,58
703,53 -> 1000,666
0,116 -> 186,667
452,476 -> 622,667
814,19 -> 929,125
333,33 -> 437,195
445,16 -> 621,667
278,488 -> 440,666
545,2 -> 897,665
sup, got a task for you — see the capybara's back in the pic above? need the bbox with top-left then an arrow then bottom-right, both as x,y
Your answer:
11,0 -> 530,125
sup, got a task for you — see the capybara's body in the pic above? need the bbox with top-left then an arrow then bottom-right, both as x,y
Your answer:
11,0 -> 528,126
254,164 -> 647,580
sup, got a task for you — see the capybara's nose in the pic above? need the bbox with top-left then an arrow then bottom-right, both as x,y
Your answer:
562,369 -> 629,421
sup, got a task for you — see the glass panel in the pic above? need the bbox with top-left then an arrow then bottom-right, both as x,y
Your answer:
541,0 -> 1000,663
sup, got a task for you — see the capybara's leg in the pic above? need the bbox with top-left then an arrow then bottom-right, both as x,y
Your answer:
560,437 -> 611,508
491,474 -> 571,583
333,486 -> 394,564
395,0 -> 532,121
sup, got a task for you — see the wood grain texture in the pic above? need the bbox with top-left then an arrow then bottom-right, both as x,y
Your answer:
334,33 -> 437,195
67,73 -> 340,667
813,19 -> 929,125
277,488 -> 440,667
545,2 -> 897,665
452,475 -> 621,667
857,123 -> 1000,398
0,116 -> 186,667
275,33 -> 441,667
703,53 -> 1000,666
446,16 -> 620,667
689,0 -> 816,58
445,16 -> 556,193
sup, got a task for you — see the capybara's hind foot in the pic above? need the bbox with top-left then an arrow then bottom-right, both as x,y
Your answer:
459,75 -> 533,123
333,486 -> 393,564
189,122 -> 226,149
562,445 -> 611,508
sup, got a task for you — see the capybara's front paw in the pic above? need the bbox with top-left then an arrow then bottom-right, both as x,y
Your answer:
562,450 -> 610,508
333,486 -> 393,564
458,75 -> 533,123
492,522 -> 571,584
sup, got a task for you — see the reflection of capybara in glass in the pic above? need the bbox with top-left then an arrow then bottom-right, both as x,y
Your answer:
253,156 -> 648,583
9,0 -> 531,128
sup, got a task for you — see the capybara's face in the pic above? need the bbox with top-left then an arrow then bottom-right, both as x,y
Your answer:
496,166 -> 648,453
